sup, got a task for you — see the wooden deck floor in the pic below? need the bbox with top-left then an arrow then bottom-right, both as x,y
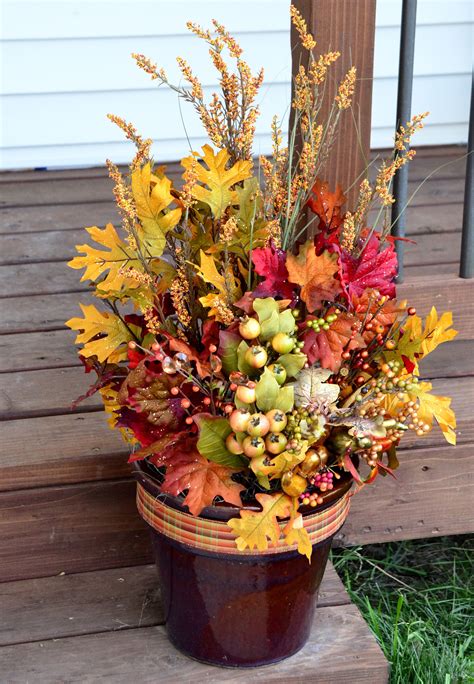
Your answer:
0,145 -> 472,682
0,562 -> 389,683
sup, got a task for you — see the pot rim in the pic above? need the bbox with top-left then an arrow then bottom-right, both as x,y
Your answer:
133,459 -> 353,524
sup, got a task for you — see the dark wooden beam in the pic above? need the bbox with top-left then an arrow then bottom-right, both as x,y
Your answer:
291,0 -> 376,208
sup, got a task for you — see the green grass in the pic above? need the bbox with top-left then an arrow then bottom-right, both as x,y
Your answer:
331,535 -> 474,684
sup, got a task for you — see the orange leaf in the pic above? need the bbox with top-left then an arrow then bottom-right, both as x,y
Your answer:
162,448 -> 244,516
286,243 -> 342,312
307,179 -> 346,229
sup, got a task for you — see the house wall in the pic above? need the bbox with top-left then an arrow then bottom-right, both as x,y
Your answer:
1,0 -> 472,169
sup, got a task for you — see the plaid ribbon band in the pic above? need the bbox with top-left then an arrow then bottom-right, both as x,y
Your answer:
136,483 -> 351,556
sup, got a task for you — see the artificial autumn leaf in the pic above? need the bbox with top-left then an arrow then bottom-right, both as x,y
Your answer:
235,177 -> 262,226
410,381 -> 456,445
302,312 -> 365,371
131,163 -> 181,254
128,431 -> 188,463
351,289 -> 405,344
181,145 -> 252,219
227,492 -> 293,552
194,413 -> 246,468
307,179 -> 346,231
340,234 -> 398,299
294,367 -> 340,409
68,223 -> 142,293
117,359 -> 184,431
283,513 -> 312,561
66,304 -> 137,363
196,250 -> 227,294
252,243 -> 295,300
286,243 -> 341,312
162,447 -> 244,515
420,307 -> 458,357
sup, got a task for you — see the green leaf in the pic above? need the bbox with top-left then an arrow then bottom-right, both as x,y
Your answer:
255,368 -> 280,412
278,310 -> 296,334
219,330 -> 240,374
194,414 -> 246,468
277,352 -> 307,378
260,310 -> 280,341
237,340 -> 257,376
253,298 -> 279,323
275,386 -> 294,412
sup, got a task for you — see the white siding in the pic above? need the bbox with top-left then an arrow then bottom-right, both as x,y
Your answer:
0,0 -> 472,170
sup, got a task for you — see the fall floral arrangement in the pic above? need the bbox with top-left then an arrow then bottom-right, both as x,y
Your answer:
67,9 -> 457,560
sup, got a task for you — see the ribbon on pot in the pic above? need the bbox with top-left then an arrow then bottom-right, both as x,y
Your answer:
136,482 -> 351,556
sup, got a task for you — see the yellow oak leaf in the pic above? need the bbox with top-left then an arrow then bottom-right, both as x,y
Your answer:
421,307 -> 458,357
286,243 -> 342,312
131,162 -> 181,254
181,144 -> 252,218
386,307 -> 457,373
227,492 -> 293,552
66,303 -> 136,363
196,250 -> 241,304
283,513 -> 312,561
68,223 -> 142,293
410,381 -> 457,445
197,250 -> 227,294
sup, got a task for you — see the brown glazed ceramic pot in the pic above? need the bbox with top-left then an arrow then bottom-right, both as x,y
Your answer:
134,462 -> 352,668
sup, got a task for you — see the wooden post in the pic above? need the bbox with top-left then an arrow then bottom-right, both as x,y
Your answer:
291,0 -> 376,208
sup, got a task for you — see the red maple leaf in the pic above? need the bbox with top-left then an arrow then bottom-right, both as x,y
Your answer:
301,312 -> 365,372
161,444 -> 244,515
340,234 -> 398,299
252,243 -> 295,300
307,179 -> 346,231
128,430 -> 191,463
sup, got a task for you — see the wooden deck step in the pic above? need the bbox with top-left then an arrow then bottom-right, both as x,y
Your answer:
0,563 -> 389,683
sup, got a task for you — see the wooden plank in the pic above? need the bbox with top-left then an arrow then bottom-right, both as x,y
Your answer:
0,201 -> 118,234
0,200 -> 463,239
0,167 -> 464,210
0,479 -> 151,582
0,262 -> 86,298
1,272 -> 471,338
0,235 -> 465,298
0,145 -> 464,183
0,292 -> 94,334
0,436 -> 472,582
0,605 -> 388,683
0,372 -> 470,494
0,413 -> 129,491
0,223 -> 463,267
398,275 -> 474,340
0,362 -> 471,428
0,329 -> 79,372
0,565 -> 164,646
336,442 -> 474,545
0,349 -> 471,428
0,562 -> 350,646
2,327 -> 472,377
0,366 -> 103,419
